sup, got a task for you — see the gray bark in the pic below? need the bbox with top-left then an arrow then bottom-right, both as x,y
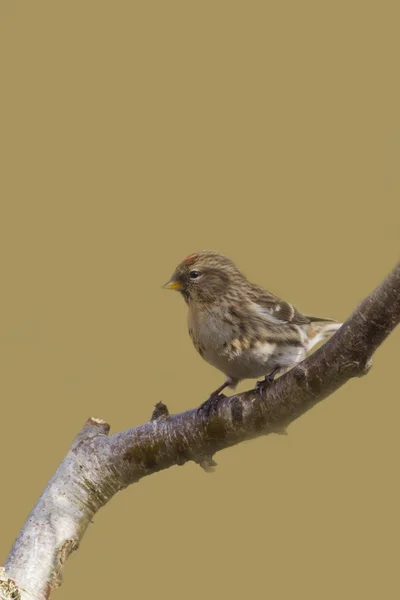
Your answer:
1,261 -> 399,600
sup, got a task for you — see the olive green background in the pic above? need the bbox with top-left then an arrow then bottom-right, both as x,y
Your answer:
1,2 -> 399,598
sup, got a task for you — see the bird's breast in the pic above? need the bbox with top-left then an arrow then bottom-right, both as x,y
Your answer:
188,306 -> 234,352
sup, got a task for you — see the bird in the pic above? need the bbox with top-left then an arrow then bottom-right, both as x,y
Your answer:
164,250 -> 342,413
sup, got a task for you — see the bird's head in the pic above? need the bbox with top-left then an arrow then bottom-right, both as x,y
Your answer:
164,250 -> 243,303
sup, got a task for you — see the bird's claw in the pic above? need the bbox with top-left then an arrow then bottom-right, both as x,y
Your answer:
197,392 -> 226,417
256,375 -> 275,397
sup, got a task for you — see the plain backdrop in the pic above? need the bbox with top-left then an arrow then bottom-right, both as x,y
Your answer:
0,2 -> 399,599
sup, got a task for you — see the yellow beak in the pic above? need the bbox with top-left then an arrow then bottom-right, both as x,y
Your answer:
163,279 -> 184,291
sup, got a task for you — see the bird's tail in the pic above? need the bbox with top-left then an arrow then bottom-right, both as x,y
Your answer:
305,317 -> 342,352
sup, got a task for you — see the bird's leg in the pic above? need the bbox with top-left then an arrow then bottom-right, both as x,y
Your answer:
256,368 -> 281,397
197,378 -> 233,416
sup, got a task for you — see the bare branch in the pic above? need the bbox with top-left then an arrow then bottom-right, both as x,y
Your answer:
3,262 -> 400,600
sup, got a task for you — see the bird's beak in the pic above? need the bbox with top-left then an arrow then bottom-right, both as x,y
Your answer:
163,279 -> 184,291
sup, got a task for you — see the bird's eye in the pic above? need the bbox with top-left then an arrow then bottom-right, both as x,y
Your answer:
189,270 -> 200,279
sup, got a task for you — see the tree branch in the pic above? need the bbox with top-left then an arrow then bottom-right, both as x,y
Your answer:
2,262 -> 399,600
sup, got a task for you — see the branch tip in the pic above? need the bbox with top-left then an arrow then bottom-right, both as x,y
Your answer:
71,417 -> 111,448
84,417 -> 110,434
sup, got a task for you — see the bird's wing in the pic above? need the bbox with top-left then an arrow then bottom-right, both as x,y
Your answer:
248,286 -> 311,325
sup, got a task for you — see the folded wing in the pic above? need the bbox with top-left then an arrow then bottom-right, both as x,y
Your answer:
248,286 -> 312,325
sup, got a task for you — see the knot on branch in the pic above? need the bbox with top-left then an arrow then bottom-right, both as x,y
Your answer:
0,569 -> 21,600
360,356 -> 373,376
338,356 -> 373,379
271,426 -> 288,436
151,402 -> 169,421
196,455 -> 218,473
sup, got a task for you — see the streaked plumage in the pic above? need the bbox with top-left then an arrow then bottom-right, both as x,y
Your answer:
164,250 -> 342,407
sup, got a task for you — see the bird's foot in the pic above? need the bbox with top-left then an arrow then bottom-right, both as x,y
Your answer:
197,392 -> 226,417
197,378 -> 233,416
256,372 -> 278,397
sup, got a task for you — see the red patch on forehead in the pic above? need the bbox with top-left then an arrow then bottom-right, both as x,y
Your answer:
183,253 -> 198,264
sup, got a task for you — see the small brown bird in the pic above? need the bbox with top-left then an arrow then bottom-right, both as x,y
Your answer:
164,251 -> 342,412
